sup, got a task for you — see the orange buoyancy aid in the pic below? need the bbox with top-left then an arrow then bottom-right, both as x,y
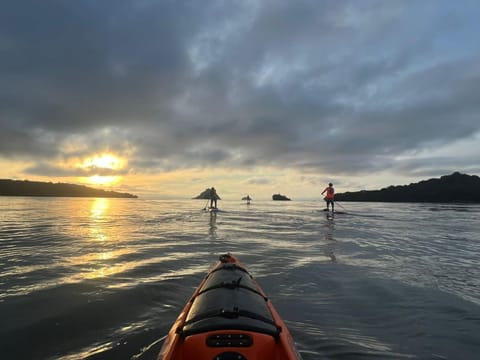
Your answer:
323,186 -> 335,199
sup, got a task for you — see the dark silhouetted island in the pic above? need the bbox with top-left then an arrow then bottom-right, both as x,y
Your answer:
193,188 -> 222,200
0,179 -> 138,198
335,172 -> 480,203
272,194 -> 291,201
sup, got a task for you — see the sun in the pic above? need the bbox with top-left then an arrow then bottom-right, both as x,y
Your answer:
78,153 -> 125,186
84,154 -> 122,170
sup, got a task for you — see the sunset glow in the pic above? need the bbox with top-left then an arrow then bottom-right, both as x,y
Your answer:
1,1 -> 479,199
76,154 -> 125,186
82,154 -> 123,170
86,175 -> 120,186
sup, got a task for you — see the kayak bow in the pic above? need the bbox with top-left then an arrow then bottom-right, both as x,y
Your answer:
158,254 -> 302,360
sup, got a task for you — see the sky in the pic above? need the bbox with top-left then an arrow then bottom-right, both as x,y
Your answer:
1,0 -> 480,200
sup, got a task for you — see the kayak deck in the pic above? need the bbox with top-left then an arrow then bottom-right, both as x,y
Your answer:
158,254 -> 302,360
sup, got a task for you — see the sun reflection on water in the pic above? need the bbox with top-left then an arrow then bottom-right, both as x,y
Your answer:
90,198 -> 109,220
66,248 -> 132,265
90,198 -> 110,242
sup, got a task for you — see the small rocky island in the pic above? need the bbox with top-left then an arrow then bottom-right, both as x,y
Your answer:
272,193 -> 291,201
193,188 -> 221,200
335,172 -> 480,203
0,179 -> 138,198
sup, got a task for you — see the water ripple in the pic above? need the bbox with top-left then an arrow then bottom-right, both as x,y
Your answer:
1,199 -> 480,359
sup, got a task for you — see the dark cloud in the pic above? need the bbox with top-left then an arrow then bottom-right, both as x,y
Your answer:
24,162 -> 130,177
1,0 -> 479,179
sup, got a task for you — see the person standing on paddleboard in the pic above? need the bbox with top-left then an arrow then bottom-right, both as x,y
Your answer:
322,182 -> 335,212
209,187 -> 219,209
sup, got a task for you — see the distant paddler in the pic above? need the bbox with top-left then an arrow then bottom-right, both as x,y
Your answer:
242,194 -> 252,205
321,182 -> 335,212
209,187 -> 220,209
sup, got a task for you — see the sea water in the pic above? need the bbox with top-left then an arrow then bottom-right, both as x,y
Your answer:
1,197 -> 479,359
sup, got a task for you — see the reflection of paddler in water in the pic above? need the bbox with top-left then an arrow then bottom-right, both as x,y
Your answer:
324,215 -> 337,262
208,210 -> 217,237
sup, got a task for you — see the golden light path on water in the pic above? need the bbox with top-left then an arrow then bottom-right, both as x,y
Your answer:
0,198 -> 207,300
61,199 -> 204,287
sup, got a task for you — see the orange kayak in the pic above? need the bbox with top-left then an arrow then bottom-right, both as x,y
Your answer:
158,254 -> 302,360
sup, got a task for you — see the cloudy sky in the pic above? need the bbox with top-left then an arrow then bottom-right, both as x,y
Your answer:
1,0 -> 479,199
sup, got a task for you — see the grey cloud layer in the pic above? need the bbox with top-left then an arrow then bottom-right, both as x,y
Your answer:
1,0 -> 479,177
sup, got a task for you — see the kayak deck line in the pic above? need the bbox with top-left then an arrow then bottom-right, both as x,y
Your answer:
197,267 -> 268,300
158,253 -> 302,360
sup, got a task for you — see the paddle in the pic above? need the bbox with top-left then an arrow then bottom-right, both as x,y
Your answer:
334,201 -> 348,212
203,199 -> 209,211
131,334 -> 168,359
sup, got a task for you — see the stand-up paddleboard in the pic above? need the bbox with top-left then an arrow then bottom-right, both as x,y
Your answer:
158,254 -> 302,360
322,208 -> 347,215
208,207 -> 219,213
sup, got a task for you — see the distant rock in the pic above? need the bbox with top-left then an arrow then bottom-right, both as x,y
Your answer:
0,179 -> 138,198
272,193 -> 291,201
193,188 -> 221,200
335,172 -> 480,203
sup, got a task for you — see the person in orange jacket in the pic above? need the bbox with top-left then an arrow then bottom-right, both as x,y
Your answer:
321,182 -> 335,212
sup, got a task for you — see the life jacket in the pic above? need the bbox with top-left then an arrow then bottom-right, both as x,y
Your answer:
324,186 -> 334,199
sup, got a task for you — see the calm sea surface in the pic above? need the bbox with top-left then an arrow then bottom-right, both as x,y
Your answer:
1,197 -> 479,360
